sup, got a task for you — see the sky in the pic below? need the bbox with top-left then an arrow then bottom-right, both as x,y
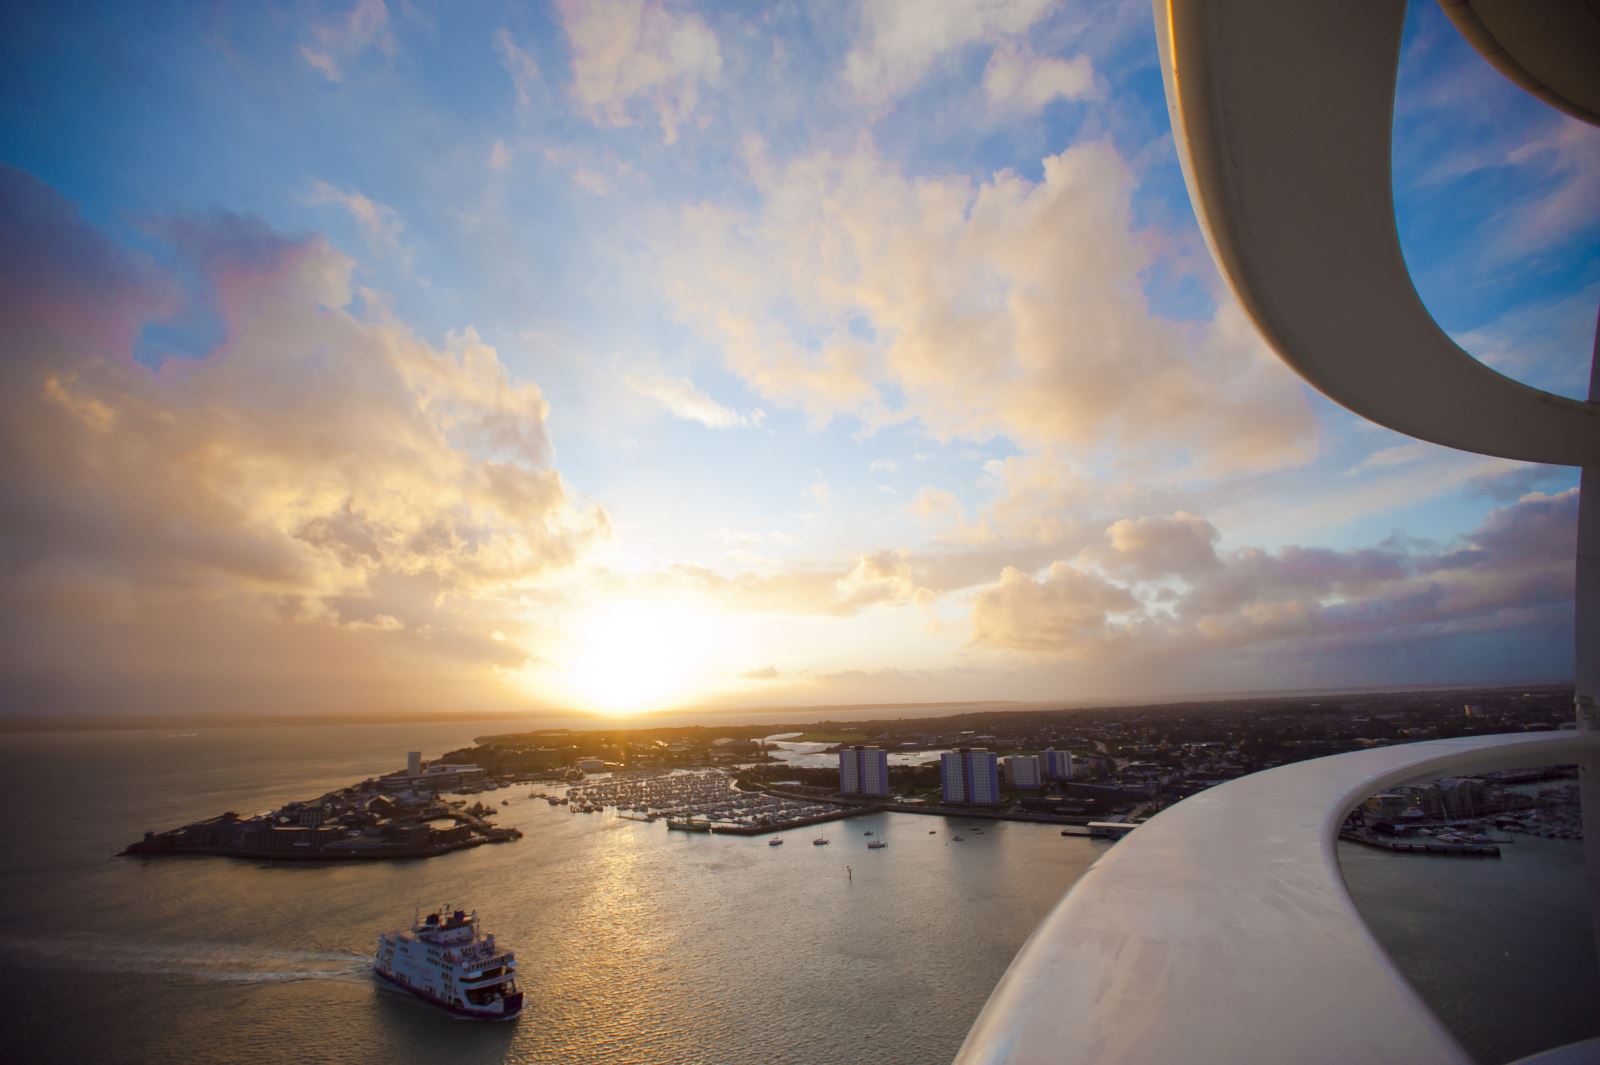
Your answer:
1,0 -> 1596,719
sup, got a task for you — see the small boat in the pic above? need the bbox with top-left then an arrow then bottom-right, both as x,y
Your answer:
768,838 -> 783,846
952,835 -> 965,842
868,839 -> 886,849
928,830 -> 936,834
813,830 -> 830,846
863,830 -> 873,836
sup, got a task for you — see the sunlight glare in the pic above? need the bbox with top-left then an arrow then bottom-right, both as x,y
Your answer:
558,599 -> 724,715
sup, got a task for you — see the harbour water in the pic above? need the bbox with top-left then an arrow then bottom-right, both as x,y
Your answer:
1340,836 -> 1599,1064
1,724 -> 1103,1064
2,723 -> 1592,1063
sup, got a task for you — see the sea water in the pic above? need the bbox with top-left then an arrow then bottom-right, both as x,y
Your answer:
0,724 -> 1591,1063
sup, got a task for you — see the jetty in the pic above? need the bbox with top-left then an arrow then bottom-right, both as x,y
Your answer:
1339,827 -> 1500,858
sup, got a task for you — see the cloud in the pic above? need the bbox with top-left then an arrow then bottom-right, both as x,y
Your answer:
661,548 -> 934,617
970,562 -> 1139,654
1344,441 -> 1433,476
306,180 -> 408,264
555,0 -> 722,144
909,487 -> 961,522
494,28 -> 542,115
869,457 -> 900,474
739,665 -> 782,680
844,0 -> 1055,105
810,481 -> 831,507
300,0 -> 394,82
1463,463 -> 1569,503
0,168 -> 606,714
968,492 -> 1577,668
1088,512 -> 1220,580
1497,120 -> 1600,256
624,372 -> 748,428
665,141 -> 1314,476
1453,282 -> 1599,396
981,42 -> 1095,113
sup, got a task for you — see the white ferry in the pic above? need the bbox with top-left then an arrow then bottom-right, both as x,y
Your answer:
374,907 -> 524,1020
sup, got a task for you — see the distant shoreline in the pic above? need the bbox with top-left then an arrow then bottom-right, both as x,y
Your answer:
0,681 -> 1569,735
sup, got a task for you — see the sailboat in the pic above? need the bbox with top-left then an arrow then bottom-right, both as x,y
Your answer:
813,826 -> 830,846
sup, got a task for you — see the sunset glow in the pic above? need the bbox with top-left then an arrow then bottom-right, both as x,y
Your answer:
0,1 -> 1594,721
551,599 -> 731,715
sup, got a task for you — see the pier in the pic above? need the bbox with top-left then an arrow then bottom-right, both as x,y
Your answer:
1339,828 -> 1501,858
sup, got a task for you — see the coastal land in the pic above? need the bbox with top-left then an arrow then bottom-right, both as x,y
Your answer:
120,775 -> 522,862
119,682 -> 1583,860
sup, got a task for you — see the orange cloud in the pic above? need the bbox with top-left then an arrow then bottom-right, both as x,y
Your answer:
666,141 -> 1315,476
0,169 -> 605,715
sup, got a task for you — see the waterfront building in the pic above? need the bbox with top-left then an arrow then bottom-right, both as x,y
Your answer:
1362,793 -> 1412,821
839,745 -> 889,796
941,748 -> 1000,805
1397,777 -> 1485,819
1004,755 -> 1042,790
407,751 -> 423,776
1042,748 -> 1072,780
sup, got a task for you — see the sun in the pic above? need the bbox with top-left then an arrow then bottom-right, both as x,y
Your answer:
556,598 -> 725,716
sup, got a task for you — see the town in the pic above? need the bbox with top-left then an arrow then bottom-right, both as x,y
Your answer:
121,683 -> 1583,860
459,683 -> 1580,811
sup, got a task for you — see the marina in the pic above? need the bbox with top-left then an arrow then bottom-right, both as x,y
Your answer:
533,769 -> 862,835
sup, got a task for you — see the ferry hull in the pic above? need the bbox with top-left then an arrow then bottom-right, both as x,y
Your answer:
373,966 -> 524,1021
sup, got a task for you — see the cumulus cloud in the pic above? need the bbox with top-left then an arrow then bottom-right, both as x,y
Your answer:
982,42 -> 1095,113
970,562 -> 1139,654
624,372 -> 749,428
0,168 -> 606,714
844,0 -> 1055,105
1088,512 -> 1220,580
969,493 -> 1577,666
666,141 -> 1314,476
300,0 -> 394,82
555,0 -> 722,143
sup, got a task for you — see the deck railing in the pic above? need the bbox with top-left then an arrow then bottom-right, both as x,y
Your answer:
953,729 -> 1599,1064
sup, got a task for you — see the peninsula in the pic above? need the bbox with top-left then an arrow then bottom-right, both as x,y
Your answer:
120,760 -> 522,861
